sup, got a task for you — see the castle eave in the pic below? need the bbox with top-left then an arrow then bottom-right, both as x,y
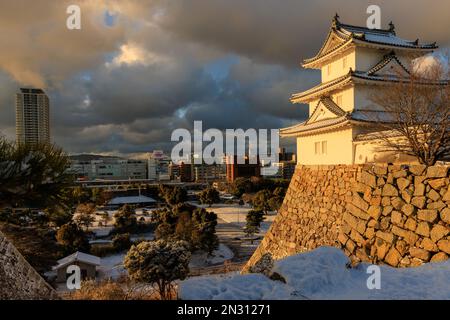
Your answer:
280,111 -> 380,138
302,18 -> 437,69
290,73 -> 353,104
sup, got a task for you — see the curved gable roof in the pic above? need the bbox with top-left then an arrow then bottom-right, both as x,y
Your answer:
302,15 -> 437,68
367,52 -> 410,76
307,97 -> 346,124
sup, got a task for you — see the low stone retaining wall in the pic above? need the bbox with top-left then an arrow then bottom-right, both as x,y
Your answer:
244,164 -> 450,271
0,231 -> 58,299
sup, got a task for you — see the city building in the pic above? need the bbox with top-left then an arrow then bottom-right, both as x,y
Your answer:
226,155 -> 261,183
194,164 -> 226,182
69,158 -> 147,181
16,88 -> 50,145
278,147 -> 295,162
280,15 -> 437,165
168,162 -> 180,181
169,161 -> 193,182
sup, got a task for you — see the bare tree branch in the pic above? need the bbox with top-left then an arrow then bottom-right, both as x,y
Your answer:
364,58 -> 450,166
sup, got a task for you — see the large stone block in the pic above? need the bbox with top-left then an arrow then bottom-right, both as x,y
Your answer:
368,205 -> 382,220
385,247 -> 401,267
409,165 -> 426,176
376,231 -> 395,244
428,189 -> 441,202
360,171 -> 377,188
382,184 -> 398,197
404,218 -> 417,231
417,209 -> 439,223
391,211 -> 404,227
416,222 -> 431,237
346,203 -> 370,220
430,225 -> 449,243
414,183 -> 425,196
396,177 -> 410,191
421,237 -> 439,252
441,207 -> 450,224
353,193 -> 369,211
443,187 -> 450,202
409,248 -> 431,261
411,196 -> 426,209
426,166 -> 449,178
428,178 -> 447,190
430,252 -> 448,262
401,203 -> 415,216
437,240 -> 450,254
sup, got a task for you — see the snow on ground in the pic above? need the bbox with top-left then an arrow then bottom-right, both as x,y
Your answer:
89,239 -> 112,245
98,252 -> 127,280
189,244 -> 234,268
97,243 -> 233,280
180,273 -> 292,300
90,226 -> 113,237
130,232 -> 154,242
180,247 -> 450,300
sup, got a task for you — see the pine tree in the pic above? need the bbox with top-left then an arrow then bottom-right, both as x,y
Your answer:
244,210 -> 265,241
113,204 -> 137,233
56,222 -> 90,254
124,240 -> 191,300
0,138 -> 73,209
199,187 -> 220,207
191,208 -> 219,255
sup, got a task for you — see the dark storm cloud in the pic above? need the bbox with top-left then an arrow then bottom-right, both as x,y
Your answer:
1,0 -> 449,155
157,0 -> 450,67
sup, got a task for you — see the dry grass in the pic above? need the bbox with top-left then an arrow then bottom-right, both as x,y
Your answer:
67,277 -> 178,300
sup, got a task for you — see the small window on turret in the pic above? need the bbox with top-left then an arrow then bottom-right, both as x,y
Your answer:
327,64 -> 332,76
315,142 -> 321,155
322,141 -> 327,155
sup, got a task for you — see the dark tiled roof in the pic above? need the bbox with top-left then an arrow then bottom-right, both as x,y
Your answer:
279,110 -> 379,137
303,16 -> 437,67
291,73 -> 353,103
280,116 -> 350,137
367,52 -> 410,75
291,53 -> 447,103
307,96 -> 347,123
320,96 -> 347,116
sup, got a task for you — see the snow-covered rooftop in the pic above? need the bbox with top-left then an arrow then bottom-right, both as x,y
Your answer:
303,15 -> 437,68
108,195 -> 157,205
53,252 -> 101,270
180,247 -> 450,300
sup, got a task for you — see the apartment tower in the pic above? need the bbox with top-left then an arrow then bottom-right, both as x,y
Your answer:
16,88 -> 50,145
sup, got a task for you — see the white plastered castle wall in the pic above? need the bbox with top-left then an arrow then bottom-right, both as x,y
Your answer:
296,128 -> 354,165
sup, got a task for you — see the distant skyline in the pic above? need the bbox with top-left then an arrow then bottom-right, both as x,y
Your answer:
1,0 -> 449,155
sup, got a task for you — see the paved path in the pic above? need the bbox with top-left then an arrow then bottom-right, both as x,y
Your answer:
215,218 -> 260,263
189,219 -> 259,276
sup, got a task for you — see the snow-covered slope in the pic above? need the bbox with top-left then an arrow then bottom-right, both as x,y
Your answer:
180,247 -> 450,300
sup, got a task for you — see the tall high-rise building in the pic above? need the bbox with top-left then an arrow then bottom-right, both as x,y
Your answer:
16,88 -> 50,145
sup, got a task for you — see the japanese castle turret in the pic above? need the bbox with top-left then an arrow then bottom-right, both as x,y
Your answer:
281,14 -> 437,165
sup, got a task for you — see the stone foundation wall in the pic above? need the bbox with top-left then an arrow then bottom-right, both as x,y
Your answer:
244,164 -> 450,271
0,231 -> 58,299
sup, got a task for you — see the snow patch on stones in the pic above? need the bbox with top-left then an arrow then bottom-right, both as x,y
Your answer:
180,247 -> 450,300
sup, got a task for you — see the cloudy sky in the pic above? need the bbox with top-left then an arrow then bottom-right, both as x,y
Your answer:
0,0 -> 449,157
